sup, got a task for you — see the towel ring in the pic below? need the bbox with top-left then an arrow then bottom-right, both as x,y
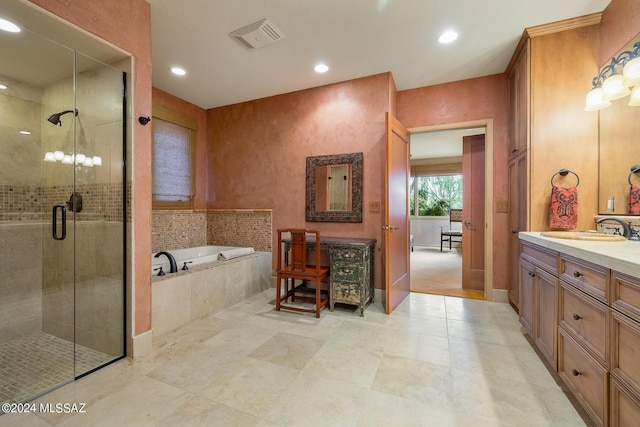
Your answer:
628,165 -> 640,186
551,169 -> 579,187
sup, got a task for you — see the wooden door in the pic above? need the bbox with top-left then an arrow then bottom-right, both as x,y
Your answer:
383,112 -> 410,314
462,134 -> 485,291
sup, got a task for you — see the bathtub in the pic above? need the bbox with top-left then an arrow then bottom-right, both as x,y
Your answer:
152,245 -> 242,274
151,245 -> 271,337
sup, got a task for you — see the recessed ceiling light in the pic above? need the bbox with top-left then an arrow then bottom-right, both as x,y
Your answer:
0,84 -> 7,90
19,130 -> 31,135
171,67 -> 186,76
314,63 -> 329,73
438,30 -> 458,44
0,17 -> 20,33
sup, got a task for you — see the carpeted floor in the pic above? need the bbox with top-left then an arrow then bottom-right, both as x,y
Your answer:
410,245 -> 484,300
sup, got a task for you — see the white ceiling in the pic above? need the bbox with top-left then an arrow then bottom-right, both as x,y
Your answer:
148,0 -> 611,109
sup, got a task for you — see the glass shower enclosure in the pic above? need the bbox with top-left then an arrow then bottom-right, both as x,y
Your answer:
0,14 -> 126,406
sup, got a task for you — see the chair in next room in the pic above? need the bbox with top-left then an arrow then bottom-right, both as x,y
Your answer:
440,208 -> 463,251
275,228 -> 329,318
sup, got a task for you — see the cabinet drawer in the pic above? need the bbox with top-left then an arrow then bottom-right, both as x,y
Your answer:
560,255 -> 609,303
521,242 -> 558,274
331,263 -> 364,283
559,282 -> 609,366
611,309 -> 640,396
610,374 -> 640,427
332,281 -> 365,304
611,271 -> 640,321
558,328 -> 609,427
329,247 -> 364,262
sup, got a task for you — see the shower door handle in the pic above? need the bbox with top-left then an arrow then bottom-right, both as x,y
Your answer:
52,204 -> 67,240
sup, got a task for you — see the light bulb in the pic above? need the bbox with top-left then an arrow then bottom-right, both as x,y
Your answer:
54,151 -> 64,161
629,86 -> 640,107
84,157 -> 94,167
584,87 -> 611,111
75,153 -> 86,164
44,152 -> 56,162
92,156 -> 102,166
623,56 -> 640,88
62,155 -> 73,164
602,74 -> 631,101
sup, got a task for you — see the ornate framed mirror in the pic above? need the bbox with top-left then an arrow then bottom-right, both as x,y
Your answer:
306,152 -> 363,222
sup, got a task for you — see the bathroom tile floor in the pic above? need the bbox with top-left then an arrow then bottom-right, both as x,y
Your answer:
0,290 -> 589,427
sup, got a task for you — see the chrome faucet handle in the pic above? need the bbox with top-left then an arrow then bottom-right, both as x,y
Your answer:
630,225 -> 640,241
606,226 -> 622,236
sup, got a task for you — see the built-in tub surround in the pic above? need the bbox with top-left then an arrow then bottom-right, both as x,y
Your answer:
152,248 -> 271,337
152,209 -> 272,253
151,245 -> 244,275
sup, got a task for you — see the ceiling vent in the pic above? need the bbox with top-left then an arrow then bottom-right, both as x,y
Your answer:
230,19 -> 285,49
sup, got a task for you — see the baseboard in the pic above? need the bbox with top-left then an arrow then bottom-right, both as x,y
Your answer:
492,289 -> 509,304
129,329 -> 153,358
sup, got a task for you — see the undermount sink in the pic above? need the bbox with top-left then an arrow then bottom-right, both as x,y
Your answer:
540,231 -> 627,242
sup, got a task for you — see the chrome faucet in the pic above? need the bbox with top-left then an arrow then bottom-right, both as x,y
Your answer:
154,251 -> 178,273
595,217 -> 632,239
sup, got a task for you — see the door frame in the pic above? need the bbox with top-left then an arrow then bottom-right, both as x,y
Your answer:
408,119 -> 495,301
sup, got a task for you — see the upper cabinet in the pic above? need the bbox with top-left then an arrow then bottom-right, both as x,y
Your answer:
508,40 -> 530,157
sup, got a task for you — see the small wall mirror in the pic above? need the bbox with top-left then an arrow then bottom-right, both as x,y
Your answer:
306,152 -> 363,222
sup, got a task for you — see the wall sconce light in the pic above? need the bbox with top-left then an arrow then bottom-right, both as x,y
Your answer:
585,41 -> 640,111
43,151 -> 103,167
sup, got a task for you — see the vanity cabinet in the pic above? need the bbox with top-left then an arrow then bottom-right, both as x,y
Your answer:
519,241 -> 559,367
519,235 -> 640,426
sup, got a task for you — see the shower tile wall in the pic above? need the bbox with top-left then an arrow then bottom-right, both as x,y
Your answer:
0,64 -> 124,356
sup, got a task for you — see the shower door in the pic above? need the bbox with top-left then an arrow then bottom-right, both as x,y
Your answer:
0,19 -> 125,407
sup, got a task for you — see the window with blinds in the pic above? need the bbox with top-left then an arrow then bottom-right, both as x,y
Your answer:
152,118 -> 194,208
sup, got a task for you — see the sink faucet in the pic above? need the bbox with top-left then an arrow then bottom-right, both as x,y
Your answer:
595,217 -> 632,239
154,251 -> 178,273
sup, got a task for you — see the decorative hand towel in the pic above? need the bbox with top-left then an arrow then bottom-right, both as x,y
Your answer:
549,186 -> 578,229
629,185 -> 640,215
218,247 -> 255,260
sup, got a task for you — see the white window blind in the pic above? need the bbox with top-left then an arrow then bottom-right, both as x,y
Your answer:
152,118 -> 193,205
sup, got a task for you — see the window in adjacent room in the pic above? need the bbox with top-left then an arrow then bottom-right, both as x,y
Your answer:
152,117 -> 195,209
409,174 -> 462,216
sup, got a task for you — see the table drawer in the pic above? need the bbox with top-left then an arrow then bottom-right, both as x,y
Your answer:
611,309 -> 640,396
331,263 -> 364,283
332,281 -> 366,304
611,271 -> 640,321
560,255 -> 609,303
329,247 -> 365,262
559,282 -> 609,366
610,374 -> 640,427
558,328 -> 608,427
521,242 -> 558,274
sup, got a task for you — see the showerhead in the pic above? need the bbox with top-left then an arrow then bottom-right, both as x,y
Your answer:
46,109 -> 77,126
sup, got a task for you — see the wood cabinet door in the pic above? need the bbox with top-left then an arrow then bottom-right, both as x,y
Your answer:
536,268 -> 558,368
519,258 -> 535,336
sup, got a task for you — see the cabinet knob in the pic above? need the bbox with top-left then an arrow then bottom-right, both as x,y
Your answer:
573,271 -> 583,278
528,271 -> 536,277
572,313 -> 583,321
571,368 -> 582,377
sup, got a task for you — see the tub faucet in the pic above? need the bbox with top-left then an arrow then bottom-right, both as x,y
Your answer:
154,251 -> 178,273
595,217 -> 632,239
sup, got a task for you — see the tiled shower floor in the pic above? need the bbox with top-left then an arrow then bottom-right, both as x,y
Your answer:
0,332 -> 113,405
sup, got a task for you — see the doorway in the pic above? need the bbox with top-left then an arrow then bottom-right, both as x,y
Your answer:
408,120 -> 494,301
0,8 -> 126,406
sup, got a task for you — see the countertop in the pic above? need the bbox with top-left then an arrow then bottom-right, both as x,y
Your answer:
519,232 -> 640,278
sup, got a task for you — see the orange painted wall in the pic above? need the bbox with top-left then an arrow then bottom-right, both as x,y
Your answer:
396,74 -> 510,291
28,0 -> 153,337
152,88 -> 208,210
599,0 -> 640,65
207,73 -> 396,289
